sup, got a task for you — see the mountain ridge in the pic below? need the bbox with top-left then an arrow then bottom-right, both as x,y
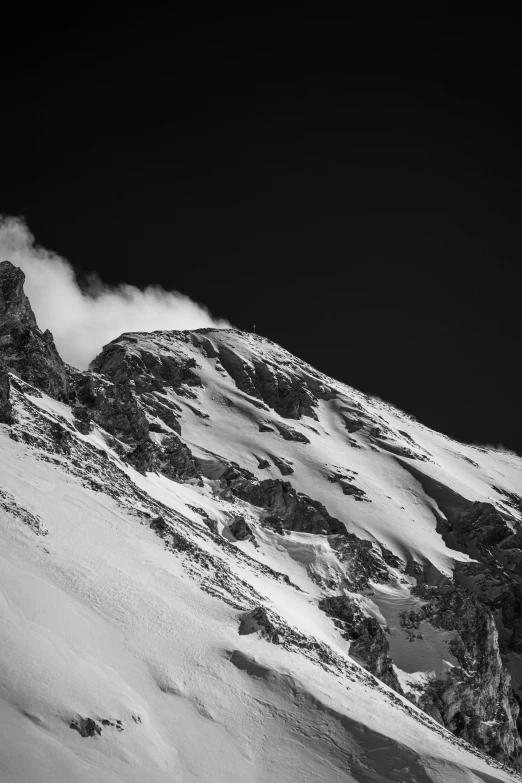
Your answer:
1,259 -> 522,782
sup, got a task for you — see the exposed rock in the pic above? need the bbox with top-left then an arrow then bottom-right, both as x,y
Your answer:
340,413 -> 364,433
73,372 -> 150,447
493,486 -> 522,516
150,515 -> 169,534
0,359 -> 14,423
139,392 -> 182,434
203,517 -> 219,535
49,421 -> 73,454
456,502 -> 513,549
0,261 -> 70,400
229,516 -> 256,543
327,471 -> 368,501
329,534 -> 396,590
269,454 -> 294,476
407,583 -> 522,768
218,345 -> 318,420
69,717 -> 102,738
91,340 -> 202,395
127,434 -> 200,481
238,607 -> 282,644
259,515 -> 285,535
225,477 -> 346,536
72,404 -> 92,434
319,595 -> 402,692
274,422 -> 310,443
0,487 -> 47,535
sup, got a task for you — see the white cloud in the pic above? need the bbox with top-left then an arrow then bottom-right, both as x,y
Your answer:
0,216 -> 231,370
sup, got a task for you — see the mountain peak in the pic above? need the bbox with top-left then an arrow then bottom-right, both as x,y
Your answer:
0,260 -> 70,400
2,260 -> 522,780
0,259 -> 36,325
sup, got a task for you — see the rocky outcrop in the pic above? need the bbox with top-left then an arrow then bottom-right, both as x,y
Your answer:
73,372 -> 150,445
327,470 -> 368,501
329,534 -> 400,590
274,422 -> 310,443
456,502 -> 513,550
221,471 -> 346,536
127,433 -> 200,481
0,359 -> 14,423
0,260 -> 70,400
229,516 -> 256,543
217,344 -> 318,420
91,339 -> 202,396
269,454 -> 294,475
319,595 -> 402,692
239,607 -> 283,643
405,583 -> 522,768
69,717 -> 102,738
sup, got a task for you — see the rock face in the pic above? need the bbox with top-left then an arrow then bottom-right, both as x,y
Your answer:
126,434 -> 200,481
217,344 -> 318,420
404,583 -> 522,767
228,516 -> 256,543
0,261 -> 70,400
0,359 -> 14,423
221,472 -> 346,536
73,372 -> 150,444
319,594 -> 402,692
91,338 -> 202,396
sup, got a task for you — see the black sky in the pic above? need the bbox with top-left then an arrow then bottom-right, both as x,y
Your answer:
1,11 -> 521,452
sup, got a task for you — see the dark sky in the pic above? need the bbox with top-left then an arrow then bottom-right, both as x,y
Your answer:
1,11 -> 521,452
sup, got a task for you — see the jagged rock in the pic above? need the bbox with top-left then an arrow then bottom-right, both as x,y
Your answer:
340,413 -> 364,433
238,607 -> 282,644
73,372 -> 150,446
217,345 -> 319,420
408,583 -> 522,767
150,515 -> 169,534
50,421 -> 73,454
227,477 -> 346,536
72,404 -> 93,434
0,261 -> 70,400
260,515 -> 285,534
203,517 -> 219,535
229,516 -> 255,543
0,359 -> 14,423
127,434 -> 200,481
69,717 -> 102,738
274,422 -> 310,443
329,535 -> 396,589
319,595 -> 402,692
139,392 -> 182,433
327,471 -> 368,501
269,454 -> 294,475
149,515 -> 191,551
493,486 -> 522,515
91,340 -> 202,395
457,502 -> 513,549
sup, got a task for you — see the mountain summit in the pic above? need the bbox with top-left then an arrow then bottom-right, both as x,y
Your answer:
1,261 -> 522,782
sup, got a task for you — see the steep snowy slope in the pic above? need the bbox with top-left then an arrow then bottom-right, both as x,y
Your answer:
1,260 -> 522,781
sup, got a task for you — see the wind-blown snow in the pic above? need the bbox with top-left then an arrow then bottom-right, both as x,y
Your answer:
0,216 -> 230,369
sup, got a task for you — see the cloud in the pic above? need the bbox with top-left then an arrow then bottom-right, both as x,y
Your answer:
0,216 -> 231,370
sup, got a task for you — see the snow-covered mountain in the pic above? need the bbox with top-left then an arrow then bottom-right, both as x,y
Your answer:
1,258 -> 522,782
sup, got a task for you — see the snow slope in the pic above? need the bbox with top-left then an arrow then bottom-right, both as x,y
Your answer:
1,326 -> 522,782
